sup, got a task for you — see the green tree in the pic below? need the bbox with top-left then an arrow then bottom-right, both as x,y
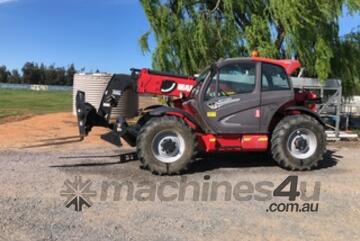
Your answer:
333,29 -> 360,96
66,64 -> 77,86
45,65 -> 58,85
55,67 -> 66,85
8,69 -> 21,84
39,63 -> 47,85
139,0 -> 360,94
22,62 -> 41,84
0,66 -> 9,83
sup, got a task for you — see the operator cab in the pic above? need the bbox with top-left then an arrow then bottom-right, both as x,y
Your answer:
188,58 -> 295,134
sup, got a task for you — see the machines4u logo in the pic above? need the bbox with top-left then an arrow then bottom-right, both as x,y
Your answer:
267,176 -> 321,213
60,176 -> 97,212
59,175 -> 320,213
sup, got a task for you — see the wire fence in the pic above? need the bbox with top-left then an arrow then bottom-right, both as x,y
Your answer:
0,83 -> 72,92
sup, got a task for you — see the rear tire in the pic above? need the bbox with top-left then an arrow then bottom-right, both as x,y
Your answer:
271,115 -> 326,171
136,116 -> 196,175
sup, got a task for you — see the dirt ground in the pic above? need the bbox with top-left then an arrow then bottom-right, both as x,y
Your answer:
0,112 -> 112,149
0,96 -> 160,150
0,112 -> 360,241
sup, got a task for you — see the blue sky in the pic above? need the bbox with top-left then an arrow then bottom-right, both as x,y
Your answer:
0,0 -> 359,74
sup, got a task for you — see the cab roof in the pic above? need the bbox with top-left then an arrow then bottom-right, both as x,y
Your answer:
218,57 -> 301,75
252,57 -> 301,75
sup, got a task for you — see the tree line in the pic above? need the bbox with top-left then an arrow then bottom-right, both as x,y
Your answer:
0,63 -> 78,86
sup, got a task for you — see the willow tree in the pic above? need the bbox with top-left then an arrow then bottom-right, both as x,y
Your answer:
139,0 -> 360,94
332,30 -> 360,96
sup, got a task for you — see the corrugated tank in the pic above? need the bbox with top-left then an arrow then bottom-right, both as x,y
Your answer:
73,73 -> 138,118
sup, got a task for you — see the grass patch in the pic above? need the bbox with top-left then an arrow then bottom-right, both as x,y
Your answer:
0,89 -> 72,123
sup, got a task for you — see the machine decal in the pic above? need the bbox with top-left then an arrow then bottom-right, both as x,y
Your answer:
177,84 -> 193,92
112,89 -> 122,96
160,80 -> 177,93
207,97 -> 241,110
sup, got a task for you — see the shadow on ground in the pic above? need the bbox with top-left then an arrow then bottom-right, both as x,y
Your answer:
52,149 -> 340,176
22,135 -> 83,149
185,149 -> 339,174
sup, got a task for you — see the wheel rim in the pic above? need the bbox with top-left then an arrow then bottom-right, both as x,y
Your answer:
287,128 -> 317,159
151,130 -> 185,163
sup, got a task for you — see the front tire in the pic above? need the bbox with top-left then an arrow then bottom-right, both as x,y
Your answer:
136,116 -> 196,175
271,115 -> 326,171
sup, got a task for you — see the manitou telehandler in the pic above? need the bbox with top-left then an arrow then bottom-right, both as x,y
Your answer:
76,57 -> 326,175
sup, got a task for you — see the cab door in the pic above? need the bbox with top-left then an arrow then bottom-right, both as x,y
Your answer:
199,61 -> 261,134
259,63 -> 294,133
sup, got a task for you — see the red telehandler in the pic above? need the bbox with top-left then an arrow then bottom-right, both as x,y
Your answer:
76,57 -> 326,175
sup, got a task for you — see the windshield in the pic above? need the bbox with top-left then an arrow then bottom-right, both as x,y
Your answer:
190,67 -> 212,97
196,67 -> 211,82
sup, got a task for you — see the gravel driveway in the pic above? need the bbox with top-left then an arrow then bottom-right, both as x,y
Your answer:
0,142 -> 359,241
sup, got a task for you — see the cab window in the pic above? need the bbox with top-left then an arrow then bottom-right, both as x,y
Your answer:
205,63 -> 256,99
262,63 -> 290,91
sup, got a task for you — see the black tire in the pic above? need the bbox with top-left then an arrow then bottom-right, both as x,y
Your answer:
136,116 -> 196,175
271,115 -> 326,171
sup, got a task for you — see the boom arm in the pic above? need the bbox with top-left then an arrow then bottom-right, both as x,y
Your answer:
134,68 -> 196,97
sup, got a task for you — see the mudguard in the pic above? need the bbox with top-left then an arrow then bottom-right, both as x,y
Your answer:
285,106 -> 326,126
144,105 -> 203,131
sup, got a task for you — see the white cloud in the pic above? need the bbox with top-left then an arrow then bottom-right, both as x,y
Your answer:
0,0 -> 17,4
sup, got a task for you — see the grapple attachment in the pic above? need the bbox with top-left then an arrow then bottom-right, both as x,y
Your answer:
75,74 -> 138,146
76,91 -> 110,138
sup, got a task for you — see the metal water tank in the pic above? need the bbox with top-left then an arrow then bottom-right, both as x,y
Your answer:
73,73 -> 139,119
